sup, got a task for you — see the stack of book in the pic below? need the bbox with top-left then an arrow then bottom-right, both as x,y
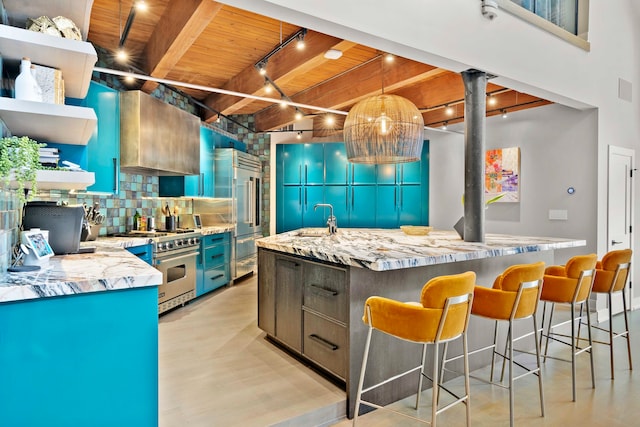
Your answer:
32,64 -> 65,104
39,147 -> 59,168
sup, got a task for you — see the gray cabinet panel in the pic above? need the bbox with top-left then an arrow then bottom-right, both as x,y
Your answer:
303,311 -> 347,380
275,256 -> 303,352
303,263 -> 348,323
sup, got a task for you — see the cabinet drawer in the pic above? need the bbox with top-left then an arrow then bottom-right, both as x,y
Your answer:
303,312 -> 347,380
303,263 -> 347,322
203,233 -> 229,248
203,266 -> 229,293
203,244 -> 228,270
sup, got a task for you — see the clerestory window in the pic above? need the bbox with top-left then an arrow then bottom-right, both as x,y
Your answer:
496,0 -> 590,50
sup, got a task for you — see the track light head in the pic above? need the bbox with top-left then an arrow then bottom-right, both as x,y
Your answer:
256,61 -> 267,75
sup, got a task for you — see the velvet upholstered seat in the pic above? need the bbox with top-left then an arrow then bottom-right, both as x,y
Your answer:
590,249 -> 633,379
442,262 -> 546,427
540,253 -> 597,402
353,271 -> 475,427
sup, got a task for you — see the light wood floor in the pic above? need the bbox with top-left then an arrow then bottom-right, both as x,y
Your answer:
159,275 -> 640,426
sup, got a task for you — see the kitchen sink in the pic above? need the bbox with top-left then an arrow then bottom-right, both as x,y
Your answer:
296,228 -> 330,237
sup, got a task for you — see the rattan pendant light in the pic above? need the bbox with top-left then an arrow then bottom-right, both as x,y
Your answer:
344,94 -> 424,163
343,65 -> 424,166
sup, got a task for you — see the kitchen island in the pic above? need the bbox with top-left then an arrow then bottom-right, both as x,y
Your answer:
256,228 -> 586,418
0,247 -> 162,427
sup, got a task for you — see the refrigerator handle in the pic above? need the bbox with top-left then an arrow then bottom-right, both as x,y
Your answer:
245,179 -> 253,225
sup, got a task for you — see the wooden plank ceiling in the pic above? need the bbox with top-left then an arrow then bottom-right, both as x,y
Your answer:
87,0 -> 551,135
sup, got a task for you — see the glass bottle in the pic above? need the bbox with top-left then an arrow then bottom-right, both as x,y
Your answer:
133,210 -> 140,231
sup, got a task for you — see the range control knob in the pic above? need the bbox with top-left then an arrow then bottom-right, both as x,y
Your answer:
194,237 -> 200,245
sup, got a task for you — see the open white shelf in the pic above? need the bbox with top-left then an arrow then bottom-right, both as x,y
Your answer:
3,0 -> 94,39
0,24 -> 97,98
0,97 -> 97,145
9,170 -> 95,191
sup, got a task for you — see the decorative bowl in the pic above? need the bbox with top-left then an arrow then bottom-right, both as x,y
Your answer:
400,225 -> 433,236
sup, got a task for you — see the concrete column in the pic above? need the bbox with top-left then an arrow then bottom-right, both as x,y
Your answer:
461,69 -> 487,242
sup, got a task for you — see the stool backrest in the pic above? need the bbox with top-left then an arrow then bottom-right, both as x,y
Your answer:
596,249 -> 632,293
421,271 -> 476,341
565,253 -> 597,279
493,262 -> 545,319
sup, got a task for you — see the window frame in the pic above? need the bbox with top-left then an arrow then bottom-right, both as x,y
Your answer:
495,0 -> 590,51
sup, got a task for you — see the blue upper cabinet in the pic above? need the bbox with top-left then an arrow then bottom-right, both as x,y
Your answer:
376,159 -> 423,185
325,143 -> 376,185
282,143 -> 324,185
185,127 -> 214,197
84,81 -> 120,193
324,143 -> 349,185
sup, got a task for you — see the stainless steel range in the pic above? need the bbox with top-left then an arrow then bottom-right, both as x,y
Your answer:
153,230 -> 201,314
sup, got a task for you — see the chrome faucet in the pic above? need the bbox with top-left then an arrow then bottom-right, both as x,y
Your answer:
314,203 -> 338,235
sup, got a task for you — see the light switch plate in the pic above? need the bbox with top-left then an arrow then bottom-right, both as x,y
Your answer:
549,209 -> 568,220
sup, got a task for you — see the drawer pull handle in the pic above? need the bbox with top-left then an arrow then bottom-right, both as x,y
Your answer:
310,284 -> 338,297
278,259 -> 300,268
309,334 -> 338,351
210,254 -> 224,259
210,274 -> 224,281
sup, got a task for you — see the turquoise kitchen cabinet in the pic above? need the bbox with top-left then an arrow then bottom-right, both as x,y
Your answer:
196,233 -> 230,296
323,186 -> 350,226
126,243 -> 153,265
348,185 -> 377,227
84,81 -> 121,193
276,141 -> 429,233
375,185 -> 399,228
185,126 -> 215,197
319,185 -> 376,228
324,143 -> 375,185
281,143 -> 324,185
376,161 -> 422,185
376,184 -> 426,227
279,185 -> 325,231
398,185 -> 424,224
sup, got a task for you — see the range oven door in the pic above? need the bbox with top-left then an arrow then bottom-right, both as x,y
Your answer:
155,249 -> 198,312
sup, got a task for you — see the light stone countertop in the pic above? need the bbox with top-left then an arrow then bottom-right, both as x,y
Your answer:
256,228 -> 586,271
0,246 -> 162,304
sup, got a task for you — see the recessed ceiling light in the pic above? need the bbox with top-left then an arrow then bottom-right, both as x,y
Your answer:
324,49 -> 343,60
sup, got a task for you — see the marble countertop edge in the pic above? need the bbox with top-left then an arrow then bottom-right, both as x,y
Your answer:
256,229 -> 587,271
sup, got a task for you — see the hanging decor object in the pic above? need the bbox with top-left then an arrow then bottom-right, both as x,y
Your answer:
343,94 -> 424,164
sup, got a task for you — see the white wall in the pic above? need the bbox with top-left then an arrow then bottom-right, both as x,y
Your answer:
429,104 -> 597,265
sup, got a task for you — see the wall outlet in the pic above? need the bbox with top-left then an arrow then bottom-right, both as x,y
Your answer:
549,209 -> 568,220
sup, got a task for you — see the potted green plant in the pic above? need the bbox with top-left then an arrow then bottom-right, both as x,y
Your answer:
0,136 -> 44,202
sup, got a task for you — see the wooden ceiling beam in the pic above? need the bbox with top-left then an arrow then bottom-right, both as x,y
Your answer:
202,30 -> 344,121
254,57 -> 441,131
140,0 -> 223,93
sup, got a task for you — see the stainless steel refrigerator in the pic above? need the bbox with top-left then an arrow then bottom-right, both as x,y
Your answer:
194,149 -> 262,280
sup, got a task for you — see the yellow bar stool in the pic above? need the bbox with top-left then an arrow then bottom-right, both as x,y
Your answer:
587,249 -> 633,379
441,262 -> 546,427
353,271 -> 476,426
540,253 -> 598,402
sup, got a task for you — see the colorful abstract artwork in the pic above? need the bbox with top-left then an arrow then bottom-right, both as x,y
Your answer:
485,147 -> 520,202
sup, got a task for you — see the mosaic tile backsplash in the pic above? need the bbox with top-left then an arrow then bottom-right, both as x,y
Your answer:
32,172 -> 194,236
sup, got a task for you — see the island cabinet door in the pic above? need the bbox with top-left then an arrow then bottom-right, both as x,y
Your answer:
274,255 -> 304,352
257,249 -> 276,336
302,261 -> 348,380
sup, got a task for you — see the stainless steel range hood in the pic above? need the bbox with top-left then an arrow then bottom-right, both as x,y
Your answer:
120,91 -> 200,176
